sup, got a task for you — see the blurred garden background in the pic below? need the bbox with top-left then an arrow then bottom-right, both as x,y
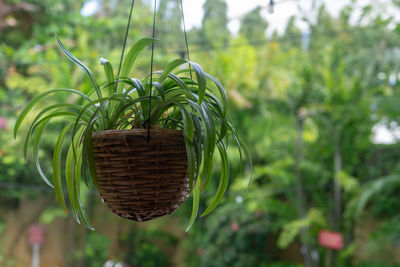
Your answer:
2,0 -> 400,266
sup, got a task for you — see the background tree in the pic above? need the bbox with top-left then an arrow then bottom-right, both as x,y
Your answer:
239,6 -> 268,43
200,0 -> 230,48
156,0 -> 184,54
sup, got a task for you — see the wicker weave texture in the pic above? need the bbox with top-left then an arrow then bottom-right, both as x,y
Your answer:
92,129 -> 189,222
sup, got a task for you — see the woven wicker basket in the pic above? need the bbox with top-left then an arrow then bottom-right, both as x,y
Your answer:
92,128 -> 190,222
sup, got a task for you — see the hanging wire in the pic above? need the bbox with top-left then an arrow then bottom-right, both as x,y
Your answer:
115,0 -> 136,91
179,0 -> 192,79
147,0 -> 158,142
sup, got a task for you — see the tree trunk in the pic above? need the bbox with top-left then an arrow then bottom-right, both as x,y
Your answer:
333,135 -> 342,229
327,133 -> 342,267
294,115 -> 314,267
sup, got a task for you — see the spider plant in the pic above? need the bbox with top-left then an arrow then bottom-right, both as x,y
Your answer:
14,37 -> 249,231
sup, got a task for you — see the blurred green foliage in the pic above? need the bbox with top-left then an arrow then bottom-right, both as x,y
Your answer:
364,216 -> 400,265
183,200 -> 273,266
120,228 -> 175,267
68,231 -> 110,267
2,0 -> 400,266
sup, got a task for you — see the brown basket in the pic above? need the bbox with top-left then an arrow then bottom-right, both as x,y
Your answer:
92,128 -> 190,222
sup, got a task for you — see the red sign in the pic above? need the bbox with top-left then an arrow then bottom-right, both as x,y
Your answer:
28,225 -> 45,245
318,230 -> 343,250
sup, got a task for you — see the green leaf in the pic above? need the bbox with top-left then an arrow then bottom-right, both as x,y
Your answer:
31,112 -> 79,135
189,62 -> 207,104
56,35 -> 102,99
159,58 -> 187,83
14,89 -> 91,138
204,91 -> 224,115
201,141 -> 229,216
101,58 -> 115,96
199,103 -> 216,190
53,123 -> 72,215
184,137 -> 196,192
191,114 -> 203,176
176,103 -> 194,141
153,82 -> 165,100
84,117 -> 100,187
232,131 -> 253,196
206,73 -> 228,117
119,38 -> 157,90
71,99 -> 105,162
32,119 -> 54,188
23,104 -> 88,159
186,100 -> 215,189
130,78 -> 146,96
166,74 -> 197,100
72,128 -> 94,229
229,122 -> 243,162
129,78 -> 148,117
352,175 -> 399,217
64,126 -> 93,229
112,96 -> 161,128
217,117 -> 228,143
186,178 -> 201,232
71,95 -> 126,141
66,141 -> 80,222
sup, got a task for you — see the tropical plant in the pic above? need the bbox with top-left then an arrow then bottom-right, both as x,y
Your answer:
13,36 -> 248,230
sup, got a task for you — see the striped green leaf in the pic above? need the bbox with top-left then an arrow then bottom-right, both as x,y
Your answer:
118,38 -> 157,92
101,58 -> 115,96
56,35 -> 102,99
186,178 -> 201,232
14,89 -> 91,138
188,62 -> 207,104
201,141 -> 229,216
52,123 -> 72,215
32,119 -> 53,188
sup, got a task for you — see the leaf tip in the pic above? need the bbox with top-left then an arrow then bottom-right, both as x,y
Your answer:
100,58 -> 108,66
55,33 -> 61,43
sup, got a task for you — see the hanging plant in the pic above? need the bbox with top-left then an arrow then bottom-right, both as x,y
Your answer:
13,36 -> 249,230
13,0 -> 250,231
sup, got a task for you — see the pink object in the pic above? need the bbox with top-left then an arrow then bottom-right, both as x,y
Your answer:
0,116 -> 6,129
28,225 -> 45,245
231,222 -> 239,232
318,230 -> 343,250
